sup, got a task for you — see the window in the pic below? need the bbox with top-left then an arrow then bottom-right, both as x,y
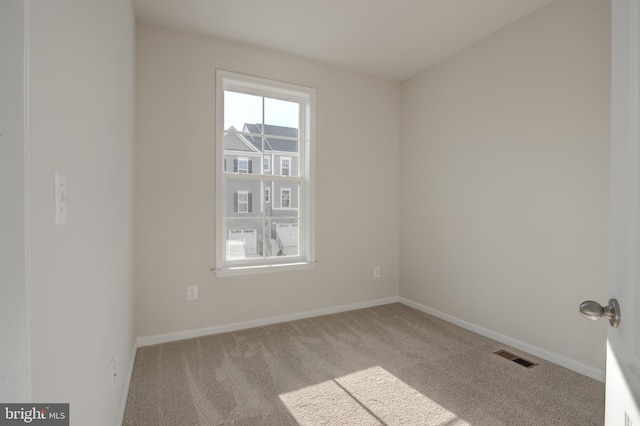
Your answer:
281,188 -> 291,208
281,157 -> 291,176
237,158 -> 249,174
236,190 -> 249,213
216,70 -> 315,274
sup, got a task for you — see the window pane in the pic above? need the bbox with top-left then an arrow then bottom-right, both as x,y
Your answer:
224,91 -> 262,131
226,217 -> 263,260
264,218 -> 299,258
226,215 -> 299,260
275,219 -> 300,257
226,179 -> 261,216
265,97 -> 299,137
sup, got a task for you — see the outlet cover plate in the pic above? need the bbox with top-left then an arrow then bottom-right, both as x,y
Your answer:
373,266 -> 381,278
187,285 -> 198,300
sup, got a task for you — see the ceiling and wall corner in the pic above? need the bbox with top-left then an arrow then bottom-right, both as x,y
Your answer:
133,0 -> 556,82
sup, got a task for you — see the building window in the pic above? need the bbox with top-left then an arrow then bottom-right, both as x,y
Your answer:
281,188 -> 291,208
236,190 -> 249,213
216,70 -> 315,273
281,157 -> 291,176
237,157 -> 249,174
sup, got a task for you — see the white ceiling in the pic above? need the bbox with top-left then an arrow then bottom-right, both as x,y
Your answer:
133,0 -> 556,81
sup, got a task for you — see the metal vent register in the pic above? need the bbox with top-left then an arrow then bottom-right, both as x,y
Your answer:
494,350 -> 538,369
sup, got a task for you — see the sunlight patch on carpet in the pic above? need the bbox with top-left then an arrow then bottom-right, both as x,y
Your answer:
279,366 -> 463,425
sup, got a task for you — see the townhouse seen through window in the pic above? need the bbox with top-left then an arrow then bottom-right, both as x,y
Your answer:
215,71 -> 315,273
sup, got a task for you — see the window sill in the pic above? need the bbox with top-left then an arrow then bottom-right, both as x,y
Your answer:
213,261 -> 316,277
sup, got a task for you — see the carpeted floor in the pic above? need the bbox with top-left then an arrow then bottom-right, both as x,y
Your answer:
123,303 -> 604,425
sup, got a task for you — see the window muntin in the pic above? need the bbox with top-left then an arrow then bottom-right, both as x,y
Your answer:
216,71 -> 315,271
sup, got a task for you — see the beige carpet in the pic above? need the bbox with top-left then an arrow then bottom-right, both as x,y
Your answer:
123,303 -> 604,425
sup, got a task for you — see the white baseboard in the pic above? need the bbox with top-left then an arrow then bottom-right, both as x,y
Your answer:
135,295 -> 604,382
399,297 -> 605,382
118,338 -> 138,425
137,296 -> 400,347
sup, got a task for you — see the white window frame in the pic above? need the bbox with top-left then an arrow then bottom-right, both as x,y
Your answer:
263,156 -> 271,173
215,70 -> 315,275
265,187 -> 271,203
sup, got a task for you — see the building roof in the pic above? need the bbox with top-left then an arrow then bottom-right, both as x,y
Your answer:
224,123 -> 299,154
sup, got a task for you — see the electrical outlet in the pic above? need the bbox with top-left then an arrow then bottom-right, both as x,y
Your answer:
373,266 -> 381,278
187,285 -> 198,301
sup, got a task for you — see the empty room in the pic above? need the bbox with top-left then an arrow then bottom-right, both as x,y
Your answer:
3,0 -> 640,424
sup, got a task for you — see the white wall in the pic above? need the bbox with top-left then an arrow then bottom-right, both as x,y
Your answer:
27,0 -> 135,424
0,0 -> 28,402
135,24 -> 400,338
400,0 -> 610,375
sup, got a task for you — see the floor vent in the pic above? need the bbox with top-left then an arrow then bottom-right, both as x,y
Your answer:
494,350 -> 538,369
